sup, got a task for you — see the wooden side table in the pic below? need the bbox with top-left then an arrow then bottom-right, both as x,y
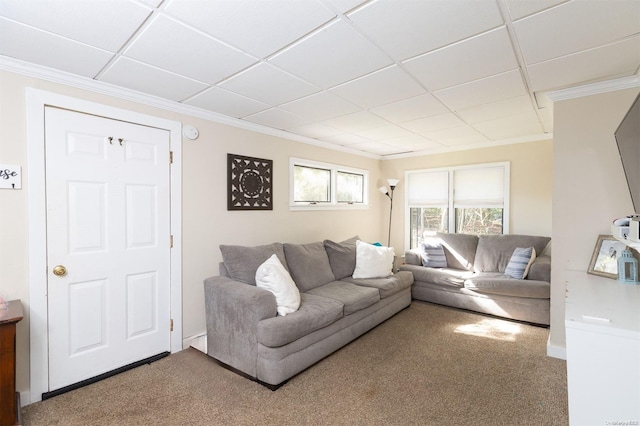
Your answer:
0,300 -> 23,426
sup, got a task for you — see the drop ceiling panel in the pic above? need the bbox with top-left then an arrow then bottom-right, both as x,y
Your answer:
348,0 -> 504,61
288,123 -> 344,139
354,124 -> 415,141
422,125 -> 489,147
185,86 -> 270,118
403,27 -> 518,91
321,111 -> 389,133
514,0 -> 640,65
0,0 -> 152,52
321,0 -> 368,14
330,65 -> 425,109
279,91 -> 360,121
401,113 -> 466,135
164,0 -> 335,58
527,36 -> 640,92
246,108 -> 312,130
0,18 -> 113,78
504,0 -> 567,20
219,63 -> 319,105
321,133 -> 373,146
124,15 -> 256,84
473,111 -> 544,140
434,69 -> 526,111
370,94 -> 451,123
269,19 -> 393,89
456,95 -> 534,124
100,57 -> 207,101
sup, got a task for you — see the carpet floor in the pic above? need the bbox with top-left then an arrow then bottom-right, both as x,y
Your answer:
22,301 -> 568,425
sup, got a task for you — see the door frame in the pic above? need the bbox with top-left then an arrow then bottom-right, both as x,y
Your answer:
26,88 -> 183,403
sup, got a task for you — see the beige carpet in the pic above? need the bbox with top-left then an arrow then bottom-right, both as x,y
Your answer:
22,302 -> 568,425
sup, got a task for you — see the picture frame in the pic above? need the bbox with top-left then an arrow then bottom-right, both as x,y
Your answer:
227,153 -> 273,211
587,234 -> 627,279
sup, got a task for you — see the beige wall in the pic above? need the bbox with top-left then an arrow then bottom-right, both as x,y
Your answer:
380,140 -> 554,252
0,70 -> 384,397
550,87 -> 640,351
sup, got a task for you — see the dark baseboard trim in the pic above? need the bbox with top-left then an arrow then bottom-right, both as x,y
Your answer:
42,351 -> 170,400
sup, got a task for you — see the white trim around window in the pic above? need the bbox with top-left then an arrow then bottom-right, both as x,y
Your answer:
289,157 -> 369,211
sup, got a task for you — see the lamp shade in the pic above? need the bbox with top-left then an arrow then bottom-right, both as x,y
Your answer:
379,186 -> 389,194
387,179 -> 400,188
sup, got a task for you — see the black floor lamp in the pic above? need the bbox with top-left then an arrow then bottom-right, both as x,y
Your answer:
379,179 -> 399,247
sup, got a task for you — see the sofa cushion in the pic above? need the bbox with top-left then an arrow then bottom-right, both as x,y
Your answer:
220,243 -> 287,285
255,254 -> 300,316
342,270 -> 414,299
353,240 -> 395,279
474,235 -> 551,273
464,274 -> 550,299
257,293 -> 344,348
307,281 -> 380,315
324,236 -> 359,280
504,247 -> 536,279
284,241 -> 336,292
401,264 -> 473,288
419,240 -> 447,267
436,232 -> 479,271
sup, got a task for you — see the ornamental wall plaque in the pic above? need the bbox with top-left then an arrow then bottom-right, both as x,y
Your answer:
227,153 -> 273,210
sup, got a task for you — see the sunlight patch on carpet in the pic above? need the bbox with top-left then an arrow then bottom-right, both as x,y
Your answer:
454,318 -> 521,341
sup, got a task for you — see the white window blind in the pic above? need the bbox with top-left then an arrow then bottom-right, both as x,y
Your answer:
453,166 -> 505,207
408,170 -> 448,206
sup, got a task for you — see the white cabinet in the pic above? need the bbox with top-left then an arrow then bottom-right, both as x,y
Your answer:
565,271 -> 640,426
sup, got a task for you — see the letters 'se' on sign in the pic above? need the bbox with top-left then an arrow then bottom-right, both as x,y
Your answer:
0,165 -> 22,189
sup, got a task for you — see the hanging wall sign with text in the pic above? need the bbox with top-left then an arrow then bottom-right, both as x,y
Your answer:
0,165 -> 21,189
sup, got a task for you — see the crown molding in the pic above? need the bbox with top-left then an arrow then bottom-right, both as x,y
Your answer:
546,75 -> 640,102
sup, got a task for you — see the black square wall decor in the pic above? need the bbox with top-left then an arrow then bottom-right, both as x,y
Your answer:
227,153 -> 273,210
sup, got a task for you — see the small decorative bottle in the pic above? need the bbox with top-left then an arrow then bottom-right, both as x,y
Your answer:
617,249 -> 639,284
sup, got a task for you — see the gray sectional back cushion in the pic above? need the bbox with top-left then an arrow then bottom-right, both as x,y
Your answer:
220,242 -> 287,285
323,236 -> 359,280
284,241 -> 336,292
474,234 -> 551,273
436,232 -> 479,271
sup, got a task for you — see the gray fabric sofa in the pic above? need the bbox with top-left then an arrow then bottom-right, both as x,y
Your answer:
203,237 -> 413,388
400,233 -> 551,325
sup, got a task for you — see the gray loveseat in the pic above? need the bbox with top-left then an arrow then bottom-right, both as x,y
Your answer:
400,233 -> 551,325
203,237 -> 413,388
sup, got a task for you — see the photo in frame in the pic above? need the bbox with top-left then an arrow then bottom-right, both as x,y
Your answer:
227,153 -> 273,210
587,234 -> 627,279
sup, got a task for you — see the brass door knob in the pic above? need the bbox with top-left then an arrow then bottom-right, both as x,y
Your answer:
52,265 -> 67,276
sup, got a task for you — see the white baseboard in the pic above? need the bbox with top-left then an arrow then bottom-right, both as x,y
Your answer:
20,390 -> 31,407
547,336 -> 567,360
183,332 -> 207,353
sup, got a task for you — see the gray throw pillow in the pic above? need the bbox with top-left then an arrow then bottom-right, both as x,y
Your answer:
220,243 -> 287,285
504,246 -> 536,279
419,241 -> 447,268
284,242 -> 336,292
324,236 -> 359,280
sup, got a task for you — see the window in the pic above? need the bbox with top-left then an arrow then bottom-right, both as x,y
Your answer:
406,162 -> 509,249
290,158 -> 368,210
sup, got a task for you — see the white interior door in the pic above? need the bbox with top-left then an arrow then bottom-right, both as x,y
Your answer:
44,106 -> 172,391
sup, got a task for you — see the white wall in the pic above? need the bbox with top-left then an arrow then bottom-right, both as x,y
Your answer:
550,87 -> 640,353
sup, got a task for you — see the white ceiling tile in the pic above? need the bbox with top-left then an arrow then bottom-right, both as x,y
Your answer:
400,113 -> 466,135
321,0 -> 369,14
348,0 -> 504,61
279,91 -> 360,121
354,125 -> 414,141
330,65 -> 425,109
0,17 -> 113,78
422,125 -> 489,146
472,111 -> 543,140
219,63 -> 319,105
505,0 -> 567,20
244,108 -> 312,130
164,0 -> 335,58
100,57 -> 207,101
381,134 -> 435,147
370,93 -> 450,123
320,133 -> 373,146
269,19 -> 392,89
514,0 -> 640,64
346,141 -> 402,155
456,95 -> 534,124
288,123 -> 344,139
527,36 -> 640,92
321,111 -> 389,133
434,69 -> 526,111
0,0 -> 152,52
124,15 -> 256,84
184,86 -> 270,118
403,27 -> 518,91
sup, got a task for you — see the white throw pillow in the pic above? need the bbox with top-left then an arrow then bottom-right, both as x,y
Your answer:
352,240 -> 395,279
255,254 -> 301,316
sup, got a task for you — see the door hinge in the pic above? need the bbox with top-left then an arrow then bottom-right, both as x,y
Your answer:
170,235 -> 174,248
170,319 -> 174,332
169,151 -> 173,164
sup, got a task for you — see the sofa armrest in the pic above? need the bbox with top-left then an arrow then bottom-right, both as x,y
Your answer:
528,255 -> 550,282
404,249 -> 422,266
203,275 -> 277,378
